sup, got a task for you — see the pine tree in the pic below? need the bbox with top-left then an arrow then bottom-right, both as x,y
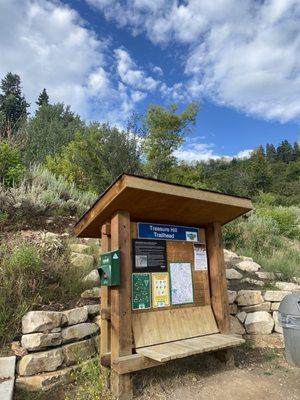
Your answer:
277,140 -> 293,162
266,143 -> 277,160
292,142 -> 300,161
36,88 -> 49,107
0,73 -> 29,139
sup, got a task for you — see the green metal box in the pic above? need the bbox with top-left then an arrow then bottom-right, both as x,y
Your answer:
98,250 -> 121,286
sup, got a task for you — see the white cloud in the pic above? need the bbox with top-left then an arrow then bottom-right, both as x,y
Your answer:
0,0 -> 155,124
87,0 -> 300,123
115,48 -> 159,91
174,138 -> 253,163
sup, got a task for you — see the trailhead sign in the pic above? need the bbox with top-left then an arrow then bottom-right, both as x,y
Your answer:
138,222 -> 199,242
132,239 -> 167,272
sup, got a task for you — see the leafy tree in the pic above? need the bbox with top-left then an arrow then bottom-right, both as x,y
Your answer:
22,103 -> 84,163
0,140 -> 25,187
36,89 -> 49,107
45,123 -> 141,192
143,103 -> 199,179
0,73 -> 29,138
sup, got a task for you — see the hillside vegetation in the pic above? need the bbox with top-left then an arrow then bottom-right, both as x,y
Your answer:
0,71 -> 299,333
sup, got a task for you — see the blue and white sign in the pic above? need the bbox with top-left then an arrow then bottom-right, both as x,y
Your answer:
137,222 -> 199,242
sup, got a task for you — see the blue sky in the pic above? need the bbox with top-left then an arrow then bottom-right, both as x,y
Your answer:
1,0 -> 300,160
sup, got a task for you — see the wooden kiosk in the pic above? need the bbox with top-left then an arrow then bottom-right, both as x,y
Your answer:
74,174 -> 252,399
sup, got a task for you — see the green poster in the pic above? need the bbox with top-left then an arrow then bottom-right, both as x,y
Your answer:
132,273 -> 151,310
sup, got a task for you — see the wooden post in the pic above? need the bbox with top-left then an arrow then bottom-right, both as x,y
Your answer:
206,222 -> 230,334
110,211 -> 133,399
100,223 -> 111,388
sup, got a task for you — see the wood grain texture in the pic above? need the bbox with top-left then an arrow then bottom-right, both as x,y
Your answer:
100,223 -> 111,360
75,174 -> 252,238
206,222 -> 230,333
110,211 -> 133,400
132,305 -> 218,348
136,334 -> 244,363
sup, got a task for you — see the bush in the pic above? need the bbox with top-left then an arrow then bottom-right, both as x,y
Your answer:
257,206 -> 300,239
0,164 -> 96,226
0,140 -> 25,186
256,247 -> 300,280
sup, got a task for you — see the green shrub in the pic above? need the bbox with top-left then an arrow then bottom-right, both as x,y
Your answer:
257,206 -> 300,239
256,247 -> 300,280
0,140 -> 25,187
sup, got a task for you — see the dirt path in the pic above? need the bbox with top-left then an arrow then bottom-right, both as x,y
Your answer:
133,348 -> 300,400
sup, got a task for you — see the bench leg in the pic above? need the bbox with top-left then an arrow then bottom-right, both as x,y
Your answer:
111,370 -> 132,400
213,349 -> 235,369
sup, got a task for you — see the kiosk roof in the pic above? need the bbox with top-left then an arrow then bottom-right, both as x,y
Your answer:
74,173 -> 252,238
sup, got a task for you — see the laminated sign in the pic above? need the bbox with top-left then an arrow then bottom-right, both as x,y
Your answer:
132,273 -> 151,310
152,272 -> 170,308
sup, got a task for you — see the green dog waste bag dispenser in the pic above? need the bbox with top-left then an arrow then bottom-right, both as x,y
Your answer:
98,250 -> 121,286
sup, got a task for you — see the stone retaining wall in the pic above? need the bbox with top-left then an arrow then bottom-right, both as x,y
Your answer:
14,305 -> 100,391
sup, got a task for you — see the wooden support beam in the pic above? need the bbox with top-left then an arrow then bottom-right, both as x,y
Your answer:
100,352 -> 111,367
101,307 -> 111,321
110,210 -> 133,400
112,354 -> 163,375
206,222 -> 230,334
100,223 -> 111,360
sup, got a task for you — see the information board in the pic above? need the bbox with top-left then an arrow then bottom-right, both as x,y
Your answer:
152,272 -> 170,308
138,222 -> 199,242
132,239 -> 167,273
170,262 -> 194,305
132,273 -> 151,310
194,244 -> 208,271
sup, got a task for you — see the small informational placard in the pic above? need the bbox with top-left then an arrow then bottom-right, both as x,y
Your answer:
194,244 -> 208,271
170,262 -> 194,305
152,272 -> 170,308
138,222 -> 199,242
132,273 -> 151,310
132,239 -> 167,273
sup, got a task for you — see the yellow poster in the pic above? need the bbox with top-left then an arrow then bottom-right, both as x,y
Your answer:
152,272 -> 170,308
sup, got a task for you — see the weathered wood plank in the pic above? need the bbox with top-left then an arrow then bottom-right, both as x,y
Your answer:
206,222 -> 230,333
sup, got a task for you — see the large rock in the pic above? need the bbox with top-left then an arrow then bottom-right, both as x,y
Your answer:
62,339 -> 96,366
61,323 -> 99,344
81,287 -> 100,300
63,307 -> 88,326
236,290 -> 264,306
15,365 -> 76,391
273,311 -> 283,334
226,269 -> 243,280
0,356 -> 16,400
244,311 -> 274,334
22,311 -> 66,334
230,316 -> 245,335
241,302 -> 271,313
228,290 -> 237,304
241,278 -> 264,287
244,334 -> 284,348
223,249 -> 240,265
275,282 -> 300,291
255,271 -> 275,280
21,333 -> 61,351
229,304 -> 238,314
236,260 -> 261,273
69,244 -> 92,255
263,290 -> 291,302
70,253 -> 94,269
271,302 -> 280,311
83,270 -> 100,286
236,311 -> 247,323
85,304 -> 100,317
17,349 -> 63,376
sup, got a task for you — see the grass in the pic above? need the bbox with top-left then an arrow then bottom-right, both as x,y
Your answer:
65,359 -> 113,400
0,235 -> 92,346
